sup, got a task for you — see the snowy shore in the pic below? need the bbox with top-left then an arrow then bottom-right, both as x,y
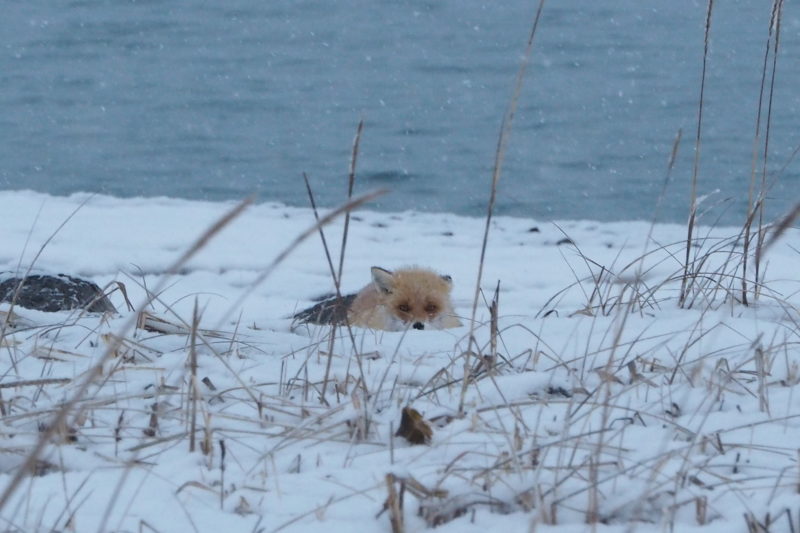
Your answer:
1,190 -> 799,532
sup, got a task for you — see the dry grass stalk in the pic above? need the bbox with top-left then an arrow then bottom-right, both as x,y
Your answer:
0,197 -> 252,513
460,0 -> 547,414
108,280 -> 134,312
300,128 -> 374,435
753,0 -> 785,301
189,299 -> 199,453
489,281 -> 499,369
219,439 -> 226,510
696,496 -> 707,525
301,172 -> 366,406
680,0 -> 714,308
200,411 -> 213,457
743,0 -> 781,305
744,511 -> 772,533
0,378 -> 71,389
756,201 -> 799,266
338,119 -> 363,282
755,345 -> 770,414
300,172 -> 343,403
384,473 -> 405,533
137,310 -> 222,337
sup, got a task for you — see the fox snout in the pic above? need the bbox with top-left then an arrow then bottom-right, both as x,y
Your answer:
412,322 -> 424,330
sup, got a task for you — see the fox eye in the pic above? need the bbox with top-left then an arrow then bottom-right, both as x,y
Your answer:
424,304 -> 439,314
397,303 -> 411,313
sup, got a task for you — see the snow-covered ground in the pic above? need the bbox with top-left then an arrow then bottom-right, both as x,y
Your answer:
1,190 -> 799,532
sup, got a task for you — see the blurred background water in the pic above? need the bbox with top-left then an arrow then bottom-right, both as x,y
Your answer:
1,0 -> 798,224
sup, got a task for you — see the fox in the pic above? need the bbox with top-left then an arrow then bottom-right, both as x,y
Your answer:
293,266 -> 462,331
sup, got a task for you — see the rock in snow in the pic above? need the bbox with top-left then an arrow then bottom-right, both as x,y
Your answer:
0,273 -> 116,313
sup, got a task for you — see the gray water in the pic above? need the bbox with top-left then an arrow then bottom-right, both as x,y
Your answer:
2,0 -> 798,225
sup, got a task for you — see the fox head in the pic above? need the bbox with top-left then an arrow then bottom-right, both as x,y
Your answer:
369,266 -> 461,330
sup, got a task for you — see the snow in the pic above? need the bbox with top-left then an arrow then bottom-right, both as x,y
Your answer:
1,189 -> 799,532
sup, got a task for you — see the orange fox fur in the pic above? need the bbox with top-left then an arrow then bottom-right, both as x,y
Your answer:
348,267 -> 462,330
294,266 -> 462,331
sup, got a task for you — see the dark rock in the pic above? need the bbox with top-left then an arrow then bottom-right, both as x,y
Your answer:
0,274 -> 117,313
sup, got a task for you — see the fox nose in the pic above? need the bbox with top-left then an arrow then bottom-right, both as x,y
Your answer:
412,322 -> 424,330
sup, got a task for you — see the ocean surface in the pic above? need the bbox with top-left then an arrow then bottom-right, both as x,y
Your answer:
1,0 -> 798,224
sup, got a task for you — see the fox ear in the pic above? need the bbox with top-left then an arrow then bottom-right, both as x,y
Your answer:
371,266 -> 395,294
